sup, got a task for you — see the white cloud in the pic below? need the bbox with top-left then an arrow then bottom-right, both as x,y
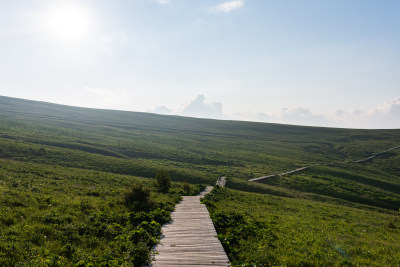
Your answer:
152,106 -> 172,115
211,0 -> 244,13
332,97 -> 400,129
278,107 -> 327,126
235,107 -> 327,127
369,97 -> 400,117
234,98 -> 400,129
178,94 -> 226,119
332,109 -> 366,123
152,0 -> 169,5
108,93 -> 400,129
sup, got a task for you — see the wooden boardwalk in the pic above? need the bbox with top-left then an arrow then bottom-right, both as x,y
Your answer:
248,166 -> 311,182
248,144 -> 400,182
149,186 -> 230,267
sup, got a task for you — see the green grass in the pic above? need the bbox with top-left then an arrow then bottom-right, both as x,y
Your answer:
203,187 -> 400,266
1,95 -> 399,183
0,159 -> 204,266
0,95 -> 399,266
257,165 -> 400,210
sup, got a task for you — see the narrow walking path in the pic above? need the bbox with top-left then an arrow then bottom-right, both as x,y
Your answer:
149,186 -> 230,267
352,145 -> 400,163
249,144 -> 400,183
248,166 -> 311,182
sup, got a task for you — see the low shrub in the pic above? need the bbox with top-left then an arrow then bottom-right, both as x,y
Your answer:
124,184 -> 152,211
154,169 -> 171,193
183,182 -> 192,195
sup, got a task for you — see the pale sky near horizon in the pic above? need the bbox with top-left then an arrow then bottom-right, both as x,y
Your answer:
1,0 -> 399,129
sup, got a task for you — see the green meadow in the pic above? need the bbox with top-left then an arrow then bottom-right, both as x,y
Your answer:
0,95 -> 399,266
203,186 -> 400,266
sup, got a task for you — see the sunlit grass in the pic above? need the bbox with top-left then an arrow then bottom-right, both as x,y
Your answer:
203,187 -> 400,266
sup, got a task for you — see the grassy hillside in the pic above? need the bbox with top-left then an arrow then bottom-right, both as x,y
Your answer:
1,96 -> 399,180
203,187 -> 400,266
0,95 -> 399,266
0,158 -> 205,266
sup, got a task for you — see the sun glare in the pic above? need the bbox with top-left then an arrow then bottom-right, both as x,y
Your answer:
41,2 -> 93,43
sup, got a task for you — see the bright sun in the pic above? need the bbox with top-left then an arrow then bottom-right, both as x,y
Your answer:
42,2 -> 93,43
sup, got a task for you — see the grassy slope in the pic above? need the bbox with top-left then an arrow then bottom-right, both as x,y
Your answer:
203,187 -> 400,266
1,95 -> 400,265
0,158 -> 206,266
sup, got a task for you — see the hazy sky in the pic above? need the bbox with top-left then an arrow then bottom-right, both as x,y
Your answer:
1,0 -> 399,129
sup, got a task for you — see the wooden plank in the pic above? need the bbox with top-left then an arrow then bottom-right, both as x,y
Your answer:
148,186 -> 230,267
248,166 -> 311,182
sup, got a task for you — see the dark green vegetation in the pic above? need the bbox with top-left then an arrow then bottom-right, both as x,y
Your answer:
154,169 -> 171,193
0,95 -> 399,266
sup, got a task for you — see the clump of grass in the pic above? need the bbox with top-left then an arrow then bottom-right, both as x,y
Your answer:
182,182 -> 192,195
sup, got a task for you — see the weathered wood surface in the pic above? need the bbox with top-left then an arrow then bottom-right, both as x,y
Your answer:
149,186 -> 230,267
216,176 -> 226,187
248,166 -> 311,182
352,145 -> 400,163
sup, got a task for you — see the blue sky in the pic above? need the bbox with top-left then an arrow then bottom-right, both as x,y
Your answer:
1,0 -> 399,128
